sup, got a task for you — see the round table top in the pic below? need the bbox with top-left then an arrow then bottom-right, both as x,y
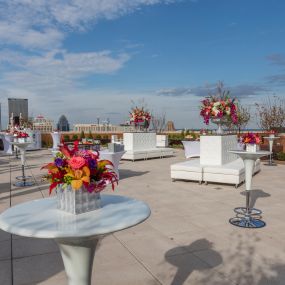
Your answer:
0,195 -> 151,239
10,142 -> 31,148
229,149 -> 271,159
263,136 -> 280,140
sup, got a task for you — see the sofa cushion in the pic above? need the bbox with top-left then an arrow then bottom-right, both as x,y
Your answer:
171,159 -> 202,173
203,158 -> 245,175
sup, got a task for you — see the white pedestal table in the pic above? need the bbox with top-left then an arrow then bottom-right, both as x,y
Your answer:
263,136 -> 280,166
0,195 -> 150,285
10,142 -> 34,187
228,150 -> 271,228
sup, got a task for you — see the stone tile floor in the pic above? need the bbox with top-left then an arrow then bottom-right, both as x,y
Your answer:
0,148 -> 285,284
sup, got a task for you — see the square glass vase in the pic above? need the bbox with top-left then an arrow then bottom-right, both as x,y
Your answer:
56,185 -> 101,214
246,144 -> 260,152
18,138 -> 27,143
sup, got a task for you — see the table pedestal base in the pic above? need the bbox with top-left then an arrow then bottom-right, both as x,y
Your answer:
57,238 -> 99,285
14,165 -> 34,187
229,217 -> 266,228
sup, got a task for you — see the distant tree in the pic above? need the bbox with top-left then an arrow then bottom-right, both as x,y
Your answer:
88,131 -> 93,139
80,130 -> 85,140
72,134 -> 78,141
151,113 -> 166,133
235,105 -> 251,134
256,96 -> 285,131
63,134 -> 70,142
185,129 -> 190,136
181,130 -> 185,138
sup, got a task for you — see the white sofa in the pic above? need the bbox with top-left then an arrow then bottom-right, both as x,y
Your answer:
122,132 -> 173,161
171,159 -> 203,184
0,133 -> 13,155
181,141 -> 200,158
171,158 -> 261,188
156,135 -> 169,147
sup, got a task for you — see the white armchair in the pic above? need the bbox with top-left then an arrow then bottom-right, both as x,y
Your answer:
182,141 -> 200,159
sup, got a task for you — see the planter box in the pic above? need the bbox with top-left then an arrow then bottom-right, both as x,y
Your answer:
246,144 -> 260,152
56,185 -> 101,215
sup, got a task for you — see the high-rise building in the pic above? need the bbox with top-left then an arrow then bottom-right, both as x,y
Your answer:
0,103 -> 2,131
57,115 -> 70,131
8,98 -> 28,125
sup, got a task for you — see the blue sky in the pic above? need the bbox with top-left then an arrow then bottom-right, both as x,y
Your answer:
0,0 -> 285,129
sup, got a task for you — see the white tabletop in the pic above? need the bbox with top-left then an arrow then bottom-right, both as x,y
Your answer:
229,150 -> 271,160
263,136 -> 280,139
0,195 -> 151,239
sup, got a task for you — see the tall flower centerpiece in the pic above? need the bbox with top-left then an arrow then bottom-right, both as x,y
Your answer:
200,93 -> 238,134
42,141 -> 118,214
242,132 -> 261,152
130,106 -> 151,131
268,129 -> 276,138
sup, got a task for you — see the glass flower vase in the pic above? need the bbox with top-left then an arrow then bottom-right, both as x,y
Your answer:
246,144 -> 260,152
56,185 -> 101,215
211,117 -> 228,135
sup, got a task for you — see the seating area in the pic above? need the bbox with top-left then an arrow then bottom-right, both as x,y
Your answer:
122,132 -> 173,161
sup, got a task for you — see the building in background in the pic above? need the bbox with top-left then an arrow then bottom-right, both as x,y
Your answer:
32,115 -> 54,132
8,98 -> 28,125
73,123 -> 135,133
57,115 -> 70,131
166,121 -> 176,131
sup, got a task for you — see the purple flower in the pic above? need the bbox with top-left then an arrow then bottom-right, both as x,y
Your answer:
54,158 -> 64,167
88,159 -> 97,170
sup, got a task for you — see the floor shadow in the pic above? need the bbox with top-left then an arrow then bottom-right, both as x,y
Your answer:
119,170 -> 149,180
165,239 -> 222,285
197,233 -> 285,285
241,189 -> 270,208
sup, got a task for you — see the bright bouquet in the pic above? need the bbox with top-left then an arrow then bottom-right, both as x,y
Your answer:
17,131 -> 29,138
130,106 -> 151,128
268,130 -> 276,135
241,132 -> 261,145
200,96 -> 238,125
42,141 -> 118,195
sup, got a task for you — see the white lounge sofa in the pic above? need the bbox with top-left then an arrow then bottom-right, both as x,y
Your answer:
122,132 -> 173,161
171,159 -> 203,184
170,158 -> 261,188
181,141 -> 200,158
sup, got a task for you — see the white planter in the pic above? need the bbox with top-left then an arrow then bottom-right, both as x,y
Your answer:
56,185 -> 101,215
246,144 -> 260,152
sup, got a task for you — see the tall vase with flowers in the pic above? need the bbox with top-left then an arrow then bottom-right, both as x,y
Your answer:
129,106 -> 151,132
200,88 -> 238,134
42,141 -> 118,214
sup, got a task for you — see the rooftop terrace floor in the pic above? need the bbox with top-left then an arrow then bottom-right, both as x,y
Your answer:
0,149 -> 285,285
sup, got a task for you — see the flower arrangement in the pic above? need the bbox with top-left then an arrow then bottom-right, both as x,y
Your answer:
16,131 -> 29,138
200,95 -> 238,125
42,141 -> 118,194
241,132 -> 261,145
268,130 -> 276,135
130,106 -> 151,128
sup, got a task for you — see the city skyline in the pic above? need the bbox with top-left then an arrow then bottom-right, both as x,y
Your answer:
0,0 -> 285,129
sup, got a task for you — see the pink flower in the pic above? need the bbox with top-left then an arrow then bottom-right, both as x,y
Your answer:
68,156 -> 86,169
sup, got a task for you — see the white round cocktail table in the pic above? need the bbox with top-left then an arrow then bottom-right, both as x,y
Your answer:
228,150 -> 271,228
10,141 -> 34,187
263,136 -> 280,165
0,195 -> 151,285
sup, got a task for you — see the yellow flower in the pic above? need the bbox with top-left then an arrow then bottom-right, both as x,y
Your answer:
66,166 -> 90,190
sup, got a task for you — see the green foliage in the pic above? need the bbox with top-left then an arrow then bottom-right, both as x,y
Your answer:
72,134 -> 78,141
181,130 -> 185,138
88,131 -> 93,139
185,129 -> 190,136
277,152 -> 285,161
80,130 -> 85,139
63,134 -> 70,142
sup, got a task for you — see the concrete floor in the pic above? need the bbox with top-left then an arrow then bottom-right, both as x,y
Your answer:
0,148 -> 285,285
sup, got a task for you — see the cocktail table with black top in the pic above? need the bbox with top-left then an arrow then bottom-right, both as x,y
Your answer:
228,150 -> 271,228
0,194 -> 151,285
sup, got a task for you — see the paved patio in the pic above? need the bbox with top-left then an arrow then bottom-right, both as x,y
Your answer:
0,148 -> 285,285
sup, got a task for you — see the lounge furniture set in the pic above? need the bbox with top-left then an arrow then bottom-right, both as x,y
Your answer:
171,135 -> 262,188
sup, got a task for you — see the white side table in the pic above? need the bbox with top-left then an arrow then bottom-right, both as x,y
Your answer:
263,136 -> 280,165
99,150 -> 126,180
10,142 -> 34,187
0,195 -> 150,285
228,150 -> 271,228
